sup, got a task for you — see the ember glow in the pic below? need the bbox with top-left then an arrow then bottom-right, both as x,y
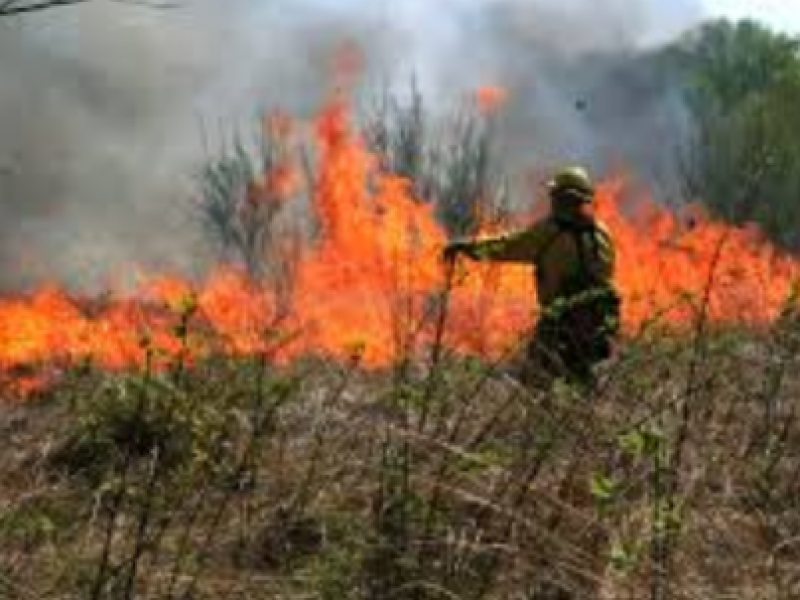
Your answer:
0,98 -> 797,397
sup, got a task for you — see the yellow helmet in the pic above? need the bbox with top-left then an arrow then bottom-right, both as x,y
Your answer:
548,166 -> 595,202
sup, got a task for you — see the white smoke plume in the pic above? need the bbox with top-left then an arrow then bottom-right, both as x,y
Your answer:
0,0 -> 705,288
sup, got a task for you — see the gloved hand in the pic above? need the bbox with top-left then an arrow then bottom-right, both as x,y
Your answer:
442,240 -> 474,262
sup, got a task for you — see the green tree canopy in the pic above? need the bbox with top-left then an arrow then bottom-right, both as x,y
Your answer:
673,20 -> 800,248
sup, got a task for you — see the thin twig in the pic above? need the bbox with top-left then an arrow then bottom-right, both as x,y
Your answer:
0,0 -> 177,16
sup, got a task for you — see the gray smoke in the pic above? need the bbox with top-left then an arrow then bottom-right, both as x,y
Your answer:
0,0 -> 704,289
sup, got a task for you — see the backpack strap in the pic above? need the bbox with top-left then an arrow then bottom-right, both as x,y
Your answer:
573,226 -> 601,283
573,229 -> 589,279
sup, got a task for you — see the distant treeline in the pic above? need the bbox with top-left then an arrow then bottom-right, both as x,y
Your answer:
663,19 -> 800,249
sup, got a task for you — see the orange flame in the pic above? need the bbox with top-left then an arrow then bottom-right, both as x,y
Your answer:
474,85 -> 509,114
0,98 -> 797,399
247,164 -> 299,206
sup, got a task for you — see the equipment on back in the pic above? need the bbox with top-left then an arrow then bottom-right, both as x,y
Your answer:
543,217 -> 621,361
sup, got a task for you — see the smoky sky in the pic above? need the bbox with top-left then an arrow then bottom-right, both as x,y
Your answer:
0,0 -> 705,289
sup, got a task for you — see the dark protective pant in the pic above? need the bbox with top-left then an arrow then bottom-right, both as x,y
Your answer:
523,300 -> 617,389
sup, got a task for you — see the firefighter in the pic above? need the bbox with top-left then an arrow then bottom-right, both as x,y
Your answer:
443,166 -> 621,387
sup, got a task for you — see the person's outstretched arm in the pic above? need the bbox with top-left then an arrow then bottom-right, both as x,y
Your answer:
444,222 -> 554,264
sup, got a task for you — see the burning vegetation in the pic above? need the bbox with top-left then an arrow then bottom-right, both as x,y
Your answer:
3,82 -> 800,600
6,1 -> 800,596
0,96 -> 796,398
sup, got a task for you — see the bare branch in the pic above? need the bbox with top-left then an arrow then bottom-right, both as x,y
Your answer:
0,0 -> 177,16
1,0 -> 90,15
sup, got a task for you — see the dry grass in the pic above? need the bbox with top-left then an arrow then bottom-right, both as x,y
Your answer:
2,316 -> 800,600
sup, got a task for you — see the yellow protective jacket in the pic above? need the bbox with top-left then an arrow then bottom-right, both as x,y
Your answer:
463,210 -> 617,310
